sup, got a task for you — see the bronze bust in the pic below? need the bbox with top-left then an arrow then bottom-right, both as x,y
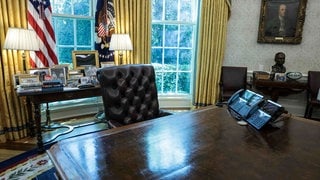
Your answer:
271,52 -> 286,73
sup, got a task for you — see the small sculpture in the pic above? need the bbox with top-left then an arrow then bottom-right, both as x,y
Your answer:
271,52 -> 286,73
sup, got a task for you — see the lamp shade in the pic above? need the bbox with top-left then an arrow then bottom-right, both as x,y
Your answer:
3,28 -> 40,51
109,34 -> 133,51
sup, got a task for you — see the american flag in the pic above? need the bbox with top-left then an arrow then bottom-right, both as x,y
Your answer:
27,0 -> 58,68
98,23 -> 107,37
95,0 -> 116,62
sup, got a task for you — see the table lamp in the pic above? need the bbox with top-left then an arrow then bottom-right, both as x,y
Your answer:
3,27 -> 40,73
109,34 -> 133,64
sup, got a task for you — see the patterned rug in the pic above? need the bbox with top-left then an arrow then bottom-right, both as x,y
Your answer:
0,152 -> 57,180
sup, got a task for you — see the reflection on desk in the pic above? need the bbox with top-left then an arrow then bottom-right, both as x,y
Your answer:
47,106 -> 320,179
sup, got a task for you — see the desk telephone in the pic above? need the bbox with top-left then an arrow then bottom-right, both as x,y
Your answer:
228,89 -> 284,130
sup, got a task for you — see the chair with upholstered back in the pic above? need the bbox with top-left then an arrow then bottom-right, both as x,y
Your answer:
304,71 -> 320,119
96,64 -> 171,128
217,66 -> 248,105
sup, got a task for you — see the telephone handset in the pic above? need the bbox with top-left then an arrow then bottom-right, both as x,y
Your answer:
227,89 -> 285,130
246,100 -> 284,129
228,89 -> 264,119
227,89 -> 244,105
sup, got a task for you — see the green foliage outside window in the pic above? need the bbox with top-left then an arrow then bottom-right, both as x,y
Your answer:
51,0 -> 198,95
151,0 -> 198,95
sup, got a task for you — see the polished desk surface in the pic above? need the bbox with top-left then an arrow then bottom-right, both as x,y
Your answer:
47,106 -> 320,179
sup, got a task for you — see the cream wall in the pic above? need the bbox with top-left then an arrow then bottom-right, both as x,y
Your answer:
224,0 -> 320,74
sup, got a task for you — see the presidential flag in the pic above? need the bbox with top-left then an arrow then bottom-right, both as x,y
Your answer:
27,0 -> 58,68
95,0 -> 116,62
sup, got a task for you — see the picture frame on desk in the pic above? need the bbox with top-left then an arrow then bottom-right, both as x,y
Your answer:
257,0 -> 307,44
12,74 -> 24,88
53,64 -> 70,80
28,68 -> 49,82
274,73 -> 286,82
83,65 -> 98,77
72,50 -> 99,70
69,72 -> 83,80
18,74 -> 40,85
49,67 -> 67,85
101,61 -> 115,68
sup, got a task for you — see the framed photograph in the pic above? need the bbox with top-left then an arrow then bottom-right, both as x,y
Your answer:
274,73 -> 287,81
53,64 -> 70,80
13,74 -> 22,88
83,65 -> 98,77
50,67 -> 67,85
257,0 -> 308,44
101,61 -> 115,68
69,73 -> 83,80
28,68 -> 49,82
72,50 -> 99,70
18,74 -> 40,85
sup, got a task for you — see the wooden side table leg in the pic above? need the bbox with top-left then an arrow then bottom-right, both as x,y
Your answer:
34,103 -> 44,152
26,97 -> 35,137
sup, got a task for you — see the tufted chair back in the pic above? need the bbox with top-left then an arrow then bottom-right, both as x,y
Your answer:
97,64 -> 170,127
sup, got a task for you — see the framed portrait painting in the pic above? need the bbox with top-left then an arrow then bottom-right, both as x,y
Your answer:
257,0 -> 308,44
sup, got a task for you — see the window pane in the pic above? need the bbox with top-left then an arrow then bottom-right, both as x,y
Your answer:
58,47 -> 74,64
178,72 -> 190,93
163,72 -> 176,93
164,25 -> 178,47
180,25 -> 193,47
151,24 -> 163,46
55,18 -> 74,45
180,0 -> 192,21
152,48 -> 163,65
74,0 -> 90,16
165,0 -> 177,20
76,19 -> 91,45
155,72 -> 163,93
179,49 -> 191,71
152,0 -> 163,20
52,0 -> 72,14
151,0 -> 198,95
164,49 -> 177,67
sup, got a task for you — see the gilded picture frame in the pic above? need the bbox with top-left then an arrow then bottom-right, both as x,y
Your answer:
257,0 -> 308,44
72,50 -> 99,70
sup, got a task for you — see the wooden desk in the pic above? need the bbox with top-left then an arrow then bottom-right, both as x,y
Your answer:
17,86 -> 102,151
47,106 -> 320,179
253,79 -> 307,101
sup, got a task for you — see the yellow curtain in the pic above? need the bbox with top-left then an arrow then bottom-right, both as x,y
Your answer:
193,0 -> 231,108
0,0 -> 29,142
113,0 -> 151,64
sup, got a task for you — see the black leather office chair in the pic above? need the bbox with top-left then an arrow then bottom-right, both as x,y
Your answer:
304,71 -> 320,119
217,66 -> 248,105
96,64 -> 172,128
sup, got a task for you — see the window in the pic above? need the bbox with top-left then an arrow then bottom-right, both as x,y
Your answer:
52,0 -> 96,67
151,0 -> 198,95
46,0 -> 100,120
47,0 -> 196,119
